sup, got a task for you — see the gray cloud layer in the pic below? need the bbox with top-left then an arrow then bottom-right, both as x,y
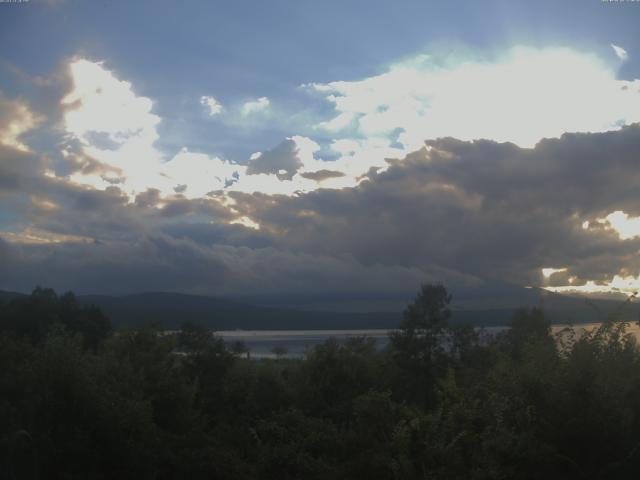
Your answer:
2,121 -> 640,298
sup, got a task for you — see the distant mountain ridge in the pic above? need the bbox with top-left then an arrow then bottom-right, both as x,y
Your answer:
71,292 -> 401,330
2,286 -> 639,330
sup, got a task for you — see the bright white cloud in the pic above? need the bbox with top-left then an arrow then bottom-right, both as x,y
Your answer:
611,43 -> 628,61
62,58 -> 165,195
599,210 -> 640,240
200,95 -> 223,115
330,139 -> 360,156
542,267 -> 567,278
311,46 -> 640,151
59,47 -> 640,210
62,59 -> 160,146
62,60 -> 261,199
544,275 -> 640,296
60,60 -> 343,198
542,211 -> 640,295
241,96 -> 270,115
161,148 -> 244,198
230,216 -> 260,230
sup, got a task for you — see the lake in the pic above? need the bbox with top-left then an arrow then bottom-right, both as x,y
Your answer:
217,322 -> 640,358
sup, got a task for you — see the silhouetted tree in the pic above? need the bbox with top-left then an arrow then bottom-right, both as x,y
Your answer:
0,287 -> 112,348
389,283 -> 452,407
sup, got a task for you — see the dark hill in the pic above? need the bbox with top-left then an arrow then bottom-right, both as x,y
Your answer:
77,292 -> 401,330
2,287 -> 638,330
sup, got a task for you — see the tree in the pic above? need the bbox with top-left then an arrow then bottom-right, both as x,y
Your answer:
0,287 -> 112,348
389,284 -> 452,407
271,345 -> 289,359
502,307 -> 552,359
177,322 -> 235,418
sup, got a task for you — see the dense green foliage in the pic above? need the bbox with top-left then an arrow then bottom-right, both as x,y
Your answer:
2,285 -> 640,479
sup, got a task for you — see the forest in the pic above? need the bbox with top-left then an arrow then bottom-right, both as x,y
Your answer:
2,285 -> 640,479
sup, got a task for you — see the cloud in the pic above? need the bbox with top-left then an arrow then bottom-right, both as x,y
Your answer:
247,137 -> 304,180
227,125 -> 640,294
299,169 -> 346,182
6,48 -> 640,298
310,46 -> 640,152
0,227 -> 92,245
58,60 -> 339,198
542,267 -> 567,278
241,96 -> 270,115
611,43 -> 628,61
5,63 -> 57,87
4,125 -> 640,297
58,61 -> 287,198
61,58 -> 165,195
0,144 -> 44,193
0,91 -> 42,152
62,59 -> 160,146
200,95 -> 223,115
598,210 -> 640,240
160,148 -> 244,197
59,48 -> 640,205
0,234 -> 460,298
18,46 -> 640,207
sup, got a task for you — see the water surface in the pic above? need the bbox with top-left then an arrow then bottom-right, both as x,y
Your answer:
217,322 -> 640,359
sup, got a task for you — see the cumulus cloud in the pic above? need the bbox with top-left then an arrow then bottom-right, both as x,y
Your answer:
26,47 -> 640,205
62,59 -> 160,146
0,144 -> 44,194
5,48 -> 640,298
4,125 -> 640,297
310,46 -> 640,153
241,96 -> 270,115
61,58 -> 166,195
598,210 -> 640,240
247,137 -> 305,180
160,148 -> 244,197
58,60 -> 346,198
0,91 -> 42,152
227,125 -> 640,294
200,95 -> 223,115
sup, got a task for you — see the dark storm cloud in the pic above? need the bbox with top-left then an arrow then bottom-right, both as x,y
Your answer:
3,124 -> 640,296
228,125 -> 640,288
0,234 -> 468,297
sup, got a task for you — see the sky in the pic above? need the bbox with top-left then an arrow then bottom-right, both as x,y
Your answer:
1,0 -> 640,302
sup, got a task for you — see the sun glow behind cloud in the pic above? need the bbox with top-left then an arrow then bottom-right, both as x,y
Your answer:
311,46 -> 640,151
599,211 -> 640,240
61,46 -> 640,204
541,211 -> 640,296
544,276 -> 640,296
55,50 -> 640,295
61,59 -> 364,198
542,267 -> 567,278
